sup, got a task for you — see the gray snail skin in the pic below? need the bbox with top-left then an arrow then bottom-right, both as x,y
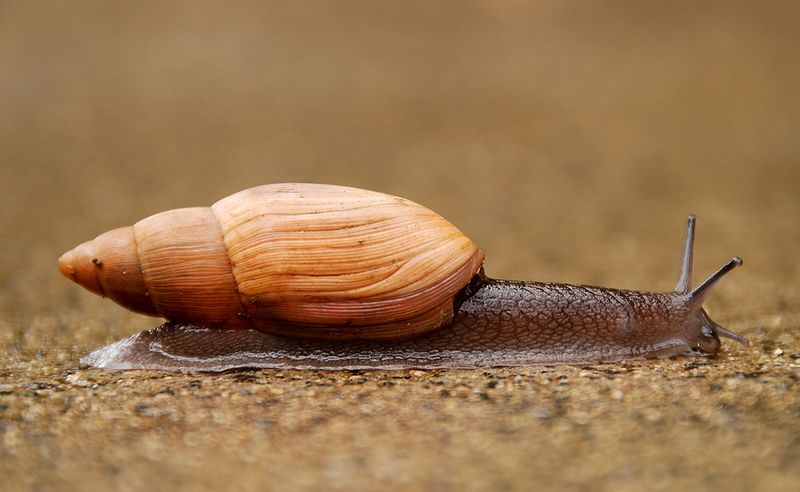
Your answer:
58,183 -> 748,372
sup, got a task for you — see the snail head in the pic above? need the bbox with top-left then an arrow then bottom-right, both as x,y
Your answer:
674,216 -> 749,356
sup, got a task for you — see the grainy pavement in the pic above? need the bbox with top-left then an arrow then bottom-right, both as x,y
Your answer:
1,2 -> 798,491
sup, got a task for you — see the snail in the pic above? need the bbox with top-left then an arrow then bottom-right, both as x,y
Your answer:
59,183 -> 749,371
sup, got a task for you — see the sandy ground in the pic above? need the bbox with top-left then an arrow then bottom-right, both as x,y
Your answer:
1,1 -> 798,490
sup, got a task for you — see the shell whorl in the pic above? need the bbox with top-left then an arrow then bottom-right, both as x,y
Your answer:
59,183 -> 484,339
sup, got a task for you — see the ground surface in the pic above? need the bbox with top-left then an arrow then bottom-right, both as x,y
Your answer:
1,2 -> 798,491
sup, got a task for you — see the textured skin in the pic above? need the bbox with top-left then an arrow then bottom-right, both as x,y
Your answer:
83,279 -> 703,371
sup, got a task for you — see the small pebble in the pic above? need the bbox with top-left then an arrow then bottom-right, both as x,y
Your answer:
65,374 -> 90,387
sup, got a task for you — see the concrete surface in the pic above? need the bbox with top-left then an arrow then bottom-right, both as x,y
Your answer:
1,1 -> 798,491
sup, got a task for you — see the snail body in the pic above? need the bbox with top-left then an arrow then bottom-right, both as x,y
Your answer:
59,183 -> 748,371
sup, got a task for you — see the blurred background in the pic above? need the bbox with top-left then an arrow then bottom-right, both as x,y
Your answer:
2,0 -> 798,293
1,1 -> 798,490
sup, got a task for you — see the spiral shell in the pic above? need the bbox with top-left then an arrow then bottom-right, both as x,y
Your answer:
58,183 -> 484,339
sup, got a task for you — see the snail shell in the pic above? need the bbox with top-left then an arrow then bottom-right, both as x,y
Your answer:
61,183 -> 749,372
59,183 -> 484,340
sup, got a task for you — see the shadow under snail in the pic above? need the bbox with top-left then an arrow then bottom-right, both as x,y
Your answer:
59,183 -> 749,371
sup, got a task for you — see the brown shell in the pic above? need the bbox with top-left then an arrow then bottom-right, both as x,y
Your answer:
58,183 -> 485,340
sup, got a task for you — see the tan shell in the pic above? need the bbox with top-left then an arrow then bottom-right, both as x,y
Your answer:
58,183 -> 484,340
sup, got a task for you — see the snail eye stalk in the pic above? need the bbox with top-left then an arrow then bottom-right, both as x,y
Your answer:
688,257 -> 743,304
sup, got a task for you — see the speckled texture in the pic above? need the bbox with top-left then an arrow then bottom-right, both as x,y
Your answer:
1,1 -> 799,491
